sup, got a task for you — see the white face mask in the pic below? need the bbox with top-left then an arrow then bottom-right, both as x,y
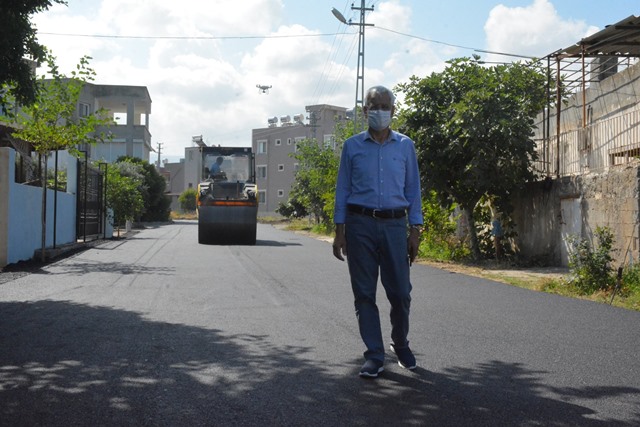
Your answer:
367,109 -> 392,131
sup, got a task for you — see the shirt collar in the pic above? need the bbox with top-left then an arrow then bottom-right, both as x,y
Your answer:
364,129 -> 397,144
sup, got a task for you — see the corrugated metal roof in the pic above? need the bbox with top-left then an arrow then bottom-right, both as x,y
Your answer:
560,15 -> 640,57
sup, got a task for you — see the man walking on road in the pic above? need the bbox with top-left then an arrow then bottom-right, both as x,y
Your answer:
333,85 -> 423,378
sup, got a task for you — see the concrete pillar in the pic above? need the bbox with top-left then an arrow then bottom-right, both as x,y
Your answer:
126,101 -> 134,157
0,148 -> 13,267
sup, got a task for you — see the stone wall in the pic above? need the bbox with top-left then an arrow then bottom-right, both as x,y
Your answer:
511,164 -> 640,267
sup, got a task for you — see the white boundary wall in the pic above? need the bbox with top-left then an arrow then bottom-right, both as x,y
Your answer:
0,147 -> 77,267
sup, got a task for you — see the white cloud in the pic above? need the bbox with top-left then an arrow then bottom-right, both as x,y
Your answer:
367,0 -> 413,41
483,0 -> 599,62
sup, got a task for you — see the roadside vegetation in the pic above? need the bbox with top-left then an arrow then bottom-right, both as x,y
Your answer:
104,157 -> 171,235
276,215 -> 639,311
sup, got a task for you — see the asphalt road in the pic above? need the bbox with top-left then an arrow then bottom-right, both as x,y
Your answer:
1,221 -> 639,426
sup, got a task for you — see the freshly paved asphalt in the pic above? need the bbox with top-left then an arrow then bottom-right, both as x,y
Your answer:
1,221 -> 639,426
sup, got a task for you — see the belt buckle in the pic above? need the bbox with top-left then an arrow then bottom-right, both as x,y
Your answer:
372,209 -> 380,218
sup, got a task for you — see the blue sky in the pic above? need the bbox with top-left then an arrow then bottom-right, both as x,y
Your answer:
32,0 -> 639,161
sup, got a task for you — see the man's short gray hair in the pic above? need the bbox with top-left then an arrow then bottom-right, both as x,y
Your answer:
365,86 -> 396,105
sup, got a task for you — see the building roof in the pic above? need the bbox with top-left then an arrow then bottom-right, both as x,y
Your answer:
558,15 -> 640,57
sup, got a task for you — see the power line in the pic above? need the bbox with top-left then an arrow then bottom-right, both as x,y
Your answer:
374,26 -> 537,59
310,4 -> 351,104
38,31 -> 349,40
40,27 -> 535,60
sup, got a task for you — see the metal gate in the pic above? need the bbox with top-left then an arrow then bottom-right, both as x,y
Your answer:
76,157 -> 105,241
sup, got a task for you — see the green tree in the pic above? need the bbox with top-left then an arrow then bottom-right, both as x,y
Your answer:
116,156 -> 171,222
396,56 -> 547,260
105,166 -> 144,237
0,0 -> 67,112
6,53 -> 112,260
289,138 -> 341,231
179,188 -> 197,212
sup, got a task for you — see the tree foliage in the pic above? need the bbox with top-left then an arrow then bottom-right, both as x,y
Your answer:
7,53 -> 111,155
0,0 -> 67,111
278,118 -> 358,229
179,188 -> 197,212
287,139 -> 340,230
395,56 -> 548,259
105,165 -> 144,234
116,156 -> 170,222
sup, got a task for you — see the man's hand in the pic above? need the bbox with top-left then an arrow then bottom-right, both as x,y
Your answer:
408,227 -> 421,266
333,224 -> 347,261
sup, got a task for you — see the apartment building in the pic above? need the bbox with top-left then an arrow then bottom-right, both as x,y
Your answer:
252,104 -> 348,215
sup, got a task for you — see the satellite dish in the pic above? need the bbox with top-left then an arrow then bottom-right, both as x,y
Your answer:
256,84 -> 272,94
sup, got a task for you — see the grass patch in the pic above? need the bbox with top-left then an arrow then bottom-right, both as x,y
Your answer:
539,277 -> 640,311
171,211 -> 197,220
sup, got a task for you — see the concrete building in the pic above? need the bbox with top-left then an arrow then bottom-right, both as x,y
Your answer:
160,159 -> 186,212
252,104 -> 348,215
510,15 -> 640,266
77,83 -> 153,163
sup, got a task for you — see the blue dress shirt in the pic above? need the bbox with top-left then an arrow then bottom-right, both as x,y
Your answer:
334,129 -> 423,225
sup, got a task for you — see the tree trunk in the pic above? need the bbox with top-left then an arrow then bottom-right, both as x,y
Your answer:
463,207 -> 481,261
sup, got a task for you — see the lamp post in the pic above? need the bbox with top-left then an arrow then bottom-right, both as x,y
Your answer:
332,1 -> 374,131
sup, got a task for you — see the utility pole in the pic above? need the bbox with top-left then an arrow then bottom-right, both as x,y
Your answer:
353,0 -> 373,132
332,1 -> 374,131
156,142 -> 162,169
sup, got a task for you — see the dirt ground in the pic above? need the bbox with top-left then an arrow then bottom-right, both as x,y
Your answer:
416,260 -> 569,287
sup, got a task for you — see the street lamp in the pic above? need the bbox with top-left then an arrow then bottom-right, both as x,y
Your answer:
331,2 -> 373,131
331,7 -> 349,25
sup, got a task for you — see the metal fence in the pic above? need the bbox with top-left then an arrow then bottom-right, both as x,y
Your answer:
533,106 -> 640,177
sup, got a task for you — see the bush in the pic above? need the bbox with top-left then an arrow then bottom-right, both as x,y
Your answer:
420,191 -> 469,261
179,188 -> 198,212
621,263 -> 640,294
566,226 -> 617,294
276,199 -> 307,219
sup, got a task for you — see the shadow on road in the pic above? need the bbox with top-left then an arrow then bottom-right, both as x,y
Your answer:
1,301 -> 638,426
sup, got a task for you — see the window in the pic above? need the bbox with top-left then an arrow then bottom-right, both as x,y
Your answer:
78,102 -> 91,117
278,164 -> 284,171
257,165 -> 267,179
275,138 -> 281,146
294,136 -> 305,152
324,134 -> 335,149
278,189 -> 285,197
258,140 -> 267,154
287,138 -> 292,145
258,190 -> 266,204
294,163 -> 300,171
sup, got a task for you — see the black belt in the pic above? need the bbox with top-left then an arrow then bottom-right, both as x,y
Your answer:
348,204 -> 406,219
